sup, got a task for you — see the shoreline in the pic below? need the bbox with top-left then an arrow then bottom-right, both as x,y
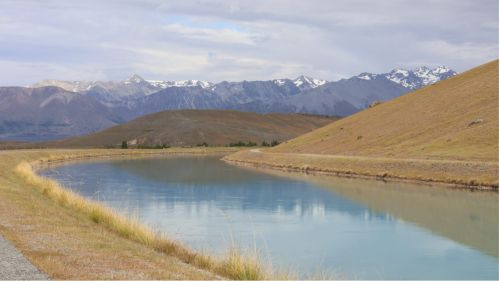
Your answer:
1,147 -> 496,279
0,148 -> 267,280
30,148 -> 237,170
223,150 -> 498,190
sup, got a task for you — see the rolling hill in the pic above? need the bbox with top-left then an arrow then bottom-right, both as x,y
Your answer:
272,60 -> 498,162
225,60 -> 499,187
51,110 -> 337,148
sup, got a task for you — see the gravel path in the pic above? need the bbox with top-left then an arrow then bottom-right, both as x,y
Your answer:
0,235 -> 48,280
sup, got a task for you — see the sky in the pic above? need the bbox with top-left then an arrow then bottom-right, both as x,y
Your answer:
0,0 -> 498,85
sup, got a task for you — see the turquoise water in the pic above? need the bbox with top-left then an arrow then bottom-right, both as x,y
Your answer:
41,156 -> 499,279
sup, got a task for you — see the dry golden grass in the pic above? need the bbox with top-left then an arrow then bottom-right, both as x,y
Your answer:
226,60 -> 499,188
273,60 -> 498,162
224,150 -> 498,188
0,148 -> 278,280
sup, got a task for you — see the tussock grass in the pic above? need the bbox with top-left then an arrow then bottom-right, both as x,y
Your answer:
15,160 -> 270,280
222,248 -> 264,280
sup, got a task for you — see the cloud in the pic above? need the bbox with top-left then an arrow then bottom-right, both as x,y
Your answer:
102,44 -> 210,75
0,59 -> 106,86
162,23 -> 261,45
0,0 -> 497,85
416,40 -> 498,62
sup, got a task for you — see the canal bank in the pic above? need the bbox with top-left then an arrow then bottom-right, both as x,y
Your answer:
223,149 -> 499,189
0,148 -> 266,280
40,155 -> 498,279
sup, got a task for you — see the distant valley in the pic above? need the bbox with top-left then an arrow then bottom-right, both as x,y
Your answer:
0,66 -> 456,141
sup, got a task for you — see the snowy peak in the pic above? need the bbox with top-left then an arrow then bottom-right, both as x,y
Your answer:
432,66 -> 453,74
414,66 -> 430,74
30,79 -> 95,92
146,79 -> 213,89
389,68 -> 410,76
395,66 -> 456,89
292,75 -> 327,88
356,72 -> 378,81
273,79 -> 287,86
356,66 -> 457,89
124,74 -> 146,84
271,76 -> 326,89
30,75 -> 214,93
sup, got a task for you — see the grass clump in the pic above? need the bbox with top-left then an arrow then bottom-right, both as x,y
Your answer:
220,248 -> 264,280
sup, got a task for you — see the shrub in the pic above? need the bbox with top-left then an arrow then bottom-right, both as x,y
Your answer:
121,141 -> 128,149
369,100 -> 382,108
228,141 -> 257,147
137,144 -> 170,149
246,141 -> 257,147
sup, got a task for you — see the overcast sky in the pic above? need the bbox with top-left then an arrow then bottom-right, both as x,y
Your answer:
0,0 -> 498,85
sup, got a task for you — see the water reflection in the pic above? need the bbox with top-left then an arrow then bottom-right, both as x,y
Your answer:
41,156 -> 499,279
266,169 -> 499,257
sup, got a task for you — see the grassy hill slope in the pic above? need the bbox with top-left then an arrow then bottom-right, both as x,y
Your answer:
272,60 -> 498,162
52,109 -> 336,148
225,60 -> 498,187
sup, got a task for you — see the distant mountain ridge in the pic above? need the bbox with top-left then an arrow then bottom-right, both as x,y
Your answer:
31,74 -> 328,93
31,65 -> 454,94
0,65 -> 456,141
0,86 -> 120,141
357,66 -> 456,89
30,66 -> 456,117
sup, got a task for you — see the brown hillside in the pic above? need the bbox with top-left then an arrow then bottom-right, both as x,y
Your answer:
272,60 -> 499,162
51,110 -> 336,148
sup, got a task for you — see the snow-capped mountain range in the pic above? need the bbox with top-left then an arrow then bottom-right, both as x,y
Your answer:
356,66 -> 456,89
31,65 -> 454,97
1,66 -> 456,141
146,79 -> 213,89
33,74 -> 328,93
